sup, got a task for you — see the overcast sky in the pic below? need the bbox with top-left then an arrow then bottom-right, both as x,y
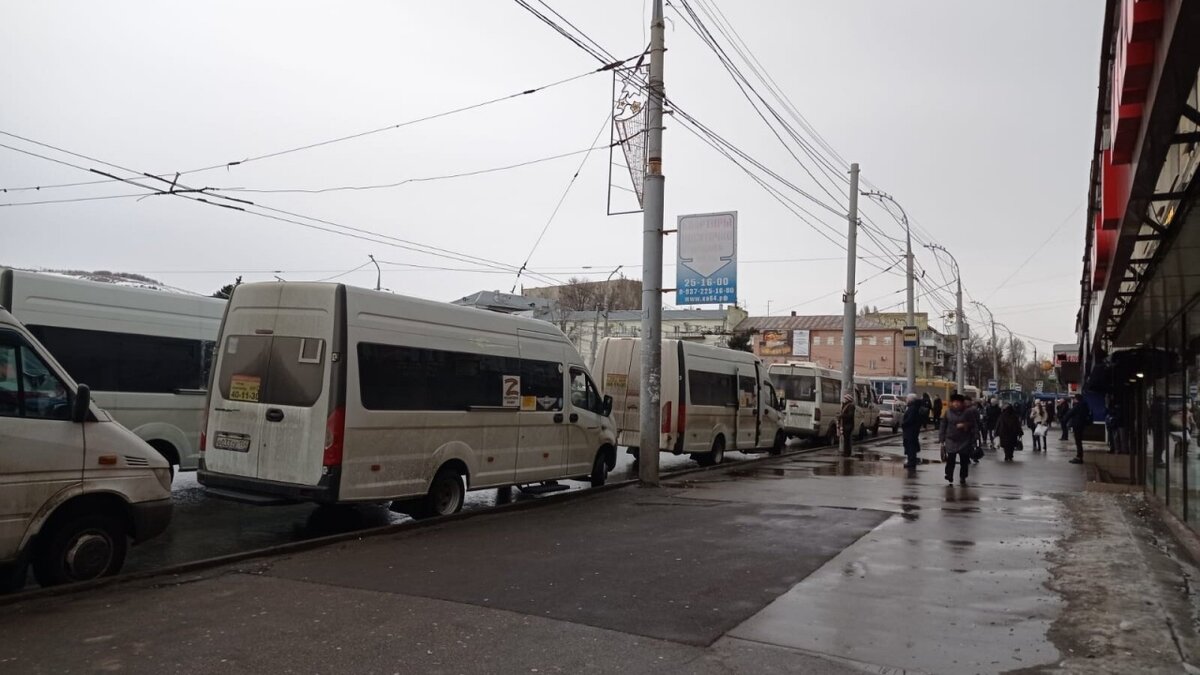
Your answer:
0,1 -> 1101,355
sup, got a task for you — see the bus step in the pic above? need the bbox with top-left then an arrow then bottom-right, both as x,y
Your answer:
517,482 -> 571,495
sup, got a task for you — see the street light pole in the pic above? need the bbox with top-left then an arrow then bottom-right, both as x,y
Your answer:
840,163 -> 860,457
368,254 -> 381,291
994,321 -> 1017,386
638,0 -> 665,486
862,191 -> 915,394
926,244 -> 964,394
972,301 -> 998,389
590,265 -> 623,366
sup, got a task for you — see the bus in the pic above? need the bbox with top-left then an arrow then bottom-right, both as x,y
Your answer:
766,362 -> 880,443
593,337 -> 785,466
0,269 -> 225,475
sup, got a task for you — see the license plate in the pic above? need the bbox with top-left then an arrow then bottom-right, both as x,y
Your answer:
213,431 -> 252,452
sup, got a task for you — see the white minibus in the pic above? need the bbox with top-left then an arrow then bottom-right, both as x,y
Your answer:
198,282 -> 617,518
767,362 -> 881,443
0,308 -> 172,592
592,337 -> 784,466
0,269 -> 225,474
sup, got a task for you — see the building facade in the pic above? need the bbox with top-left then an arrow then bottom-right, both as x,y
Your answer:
734,314 -> 911,377
1077,0 -> 1199,536
562,306 -> 748,366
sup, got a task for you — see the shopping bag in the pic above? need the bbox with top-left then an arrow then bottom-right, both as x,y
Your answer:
1016,439 -> 1024,451
970,445 -> 984,461
1035,423 -> 1048,437
939,445 -> 948,462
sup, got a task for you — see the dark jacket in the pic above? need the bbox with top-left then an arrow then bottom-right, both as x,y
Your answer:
997,408 -> 1022,446
932,398 -> 943,420
1063,399 -> 1092,430
839,401 -> 855,431
901,401 -> 925,437
940,406 -> 979,454
984,403 -> 1001,429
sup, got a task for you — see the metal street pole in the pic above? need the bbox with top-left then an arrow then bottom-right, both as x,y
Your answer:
638,0 -> 665,486
926,244 -> 963,393
862,191 -> 915,393
368,254 -> 381,291
840,163 -> 860,457
590,265 -> 623,366
994,322 -> 1016,386
971,301 -> 998,389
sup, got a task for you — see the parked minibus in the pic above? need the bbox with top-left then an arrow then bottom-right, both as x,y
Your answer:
198,282 -> 617,518
767,362 -> 880,443
1,269 -> 225,474
0,308 -> 172,592
592,337 -> 784,466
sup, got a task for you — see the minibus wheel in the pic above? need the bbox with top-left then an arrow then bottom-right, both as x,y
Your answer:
826,426 -> 838,448
589,451 -> 608,487
697,436 -> 725,467
412,466 -> 465,520
769,430 -> 785,456
32,513 -> 127,586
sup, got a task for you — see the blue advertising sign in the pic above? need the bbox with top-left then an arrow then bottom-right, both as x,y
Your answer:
676,211 -> 737,305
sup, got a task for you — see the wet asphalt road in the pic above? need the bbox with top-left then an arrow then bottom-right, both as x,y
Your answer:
122,439 -> 833,576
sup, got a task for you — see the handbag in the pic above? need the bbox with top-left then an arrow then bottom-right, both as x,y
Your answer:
939,445 -> 948,462
1016,439 -> 1024,451
970,444 -> 984,461
1034,423 -> 1048,437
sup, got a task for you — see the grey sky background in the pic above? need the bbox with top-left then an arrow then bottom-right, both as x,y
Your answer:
0,1 -> 1101,355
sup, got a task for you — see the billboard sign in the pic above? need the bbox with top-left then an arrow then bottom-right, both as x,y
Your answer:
759,329 -> 791,356
676,211 -> 737,305
791,329 -> 810,357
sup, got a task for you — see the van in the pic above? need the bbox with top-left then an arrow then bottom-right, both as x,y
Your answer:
0,308 -> 173,591
767,362 -> 881,443
198,283 -> 617,518
593,337 -> 784,465
1,268 -> 225,474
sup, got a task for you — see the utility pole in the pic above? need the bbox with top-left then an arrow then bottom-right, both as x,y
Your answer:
638,0 -> 665,486
369,254 -> 381,291
995,322 -> 1016,386
590,265 -> 623,366
840,163 -> 860,457
972,301 -> 998,389
926,244 -> 963,394
862,191 -> 914,394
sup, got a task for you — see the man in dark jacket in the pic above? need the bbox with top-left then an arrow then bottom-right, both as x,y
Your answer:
996,403 -> 1023,461
838,393 -> 856,454
1057,398 -> 1071,440
901,393 -> 925,469
932,396 -> 943,428
1063,394 -> 1092,464
984,397 -> 1002,448
920,392 -> 933,430
940,394 -> 979,486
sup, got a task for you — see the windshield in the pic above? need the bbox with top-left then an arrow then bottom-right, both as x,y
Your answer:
769,374 -> 816,402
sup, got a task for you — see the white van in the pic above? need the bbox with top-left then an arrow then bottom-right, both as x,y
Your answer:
593,337 -> 784,465
1,269 -> 225,474
767,362 -> 881,443
198,282 -> 618,518
0,308 -> 173,592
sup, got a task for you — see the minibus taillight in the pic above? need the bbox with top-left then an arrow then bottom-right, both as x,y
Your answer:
324,407 -> 345,468
677,402 -> 686,434
661,401 -> 672,434
813,407 -> 821,422
199,430 -> 207,453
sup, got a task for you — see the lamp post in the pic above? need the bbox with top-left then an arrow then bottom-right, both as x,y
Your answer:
862,191 -> 915,394
925,244 -> 964,394
971,301 -> 999,390
590,265 -> 623,366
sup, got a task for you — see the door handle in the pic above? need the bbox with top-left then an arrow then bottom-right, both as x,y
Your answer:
569,413 -> 579,423
553,413 -> 564,423
265,408 -> 285,423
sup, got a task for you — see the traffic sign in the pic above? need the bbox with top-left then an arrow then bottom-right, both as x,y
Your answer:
676,211 -> 737,305
1013,383 -> 1023,392
902,326 -> 918,347
987,379 -> 998,393
1035,380 -> 1044,393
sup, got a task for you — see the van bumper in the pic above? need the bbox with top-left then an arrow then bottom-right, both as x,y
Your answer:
130,498 -> 173,542
198,469 -> 340,504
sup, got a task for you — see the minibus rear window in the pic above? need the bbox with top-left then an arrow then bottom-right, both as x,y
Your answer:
218,335 -> 325,407
769,374 -> 816,402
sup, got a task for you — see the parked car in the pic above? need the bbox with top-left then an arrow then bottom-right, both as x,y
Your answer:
0,308 -> 173,592
878,400 -> 902,433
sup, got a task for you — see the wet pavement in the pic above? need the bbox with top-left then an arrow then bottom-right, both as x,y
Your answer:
0,430 -> 1132,674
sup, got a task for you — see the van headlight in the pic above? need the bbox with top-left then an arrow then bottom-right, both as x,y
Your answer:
152,467 -> 173,492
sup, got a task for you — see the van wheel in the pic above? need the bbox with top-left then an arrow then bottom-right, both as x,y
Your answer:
589,450 -> 609,487
697,436 -> 725,467
871,422 -> 880,437
769,430 -> 785,456
826,426 -> 839,448
32,514 -> 127,587
411,466 -> 465,520
0,561 -> 27,594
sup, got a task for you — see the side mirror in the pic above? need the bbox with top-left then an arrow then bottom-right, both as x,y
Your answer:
72,384 -> 91,423
602,394 -> 614,417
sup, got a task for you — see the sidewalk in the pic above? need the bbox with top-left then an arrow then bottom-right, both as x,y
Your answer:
0,431 -> 1196,674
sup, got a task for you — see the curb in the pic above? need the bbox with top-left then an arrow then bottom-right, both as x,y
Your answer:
0,433 -> 900,606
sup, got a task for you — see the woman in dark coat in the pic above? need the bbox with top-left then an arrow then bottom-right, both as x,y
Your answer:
996,402 -> 1023,462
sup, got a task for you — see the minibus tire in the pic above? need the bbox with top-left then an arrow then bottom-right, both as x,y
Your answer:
32,513 -> 127,586
589,451 -> 608,487
825,426 -> 838,448
871,421 -> 881,437
769,430 -> 785,456
411,466 -> 465,520
697,436 -> 725,467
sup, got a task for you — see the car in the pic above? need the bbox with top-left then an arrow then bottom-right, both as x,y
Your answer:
878,400 -> 902,433
0,308 -> 173,592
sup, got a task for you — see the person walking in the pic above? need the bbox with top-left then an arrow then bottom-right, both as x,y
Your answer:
932,396 -> 943,428
920,392 -> 933,430
1063,394 -> 1093,464
1029,401 -> 1048,452
941,394 -> 979,486
1057,398 -> 1071,441
838,393 -> 856,451
997,402 -> 1022,461
1105,395 -> 1123,455
901,392 -> 925,469
984,397 -> 1002,448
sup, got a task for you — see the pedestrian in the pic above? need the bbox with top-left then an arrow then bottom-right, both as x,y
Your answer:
1063,394 -> 1092,464
901,392 -> 925,469
838,392 -> 856,451
1057,398 -> 1071,441
1105,395 -> 1123,455
984,397 -> 1002,448
997,402 -> 1022,461
921,392 -> 933,430
932,396 -> 943,427
940,394 -> 979,486
1029,401 -> 1048,451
